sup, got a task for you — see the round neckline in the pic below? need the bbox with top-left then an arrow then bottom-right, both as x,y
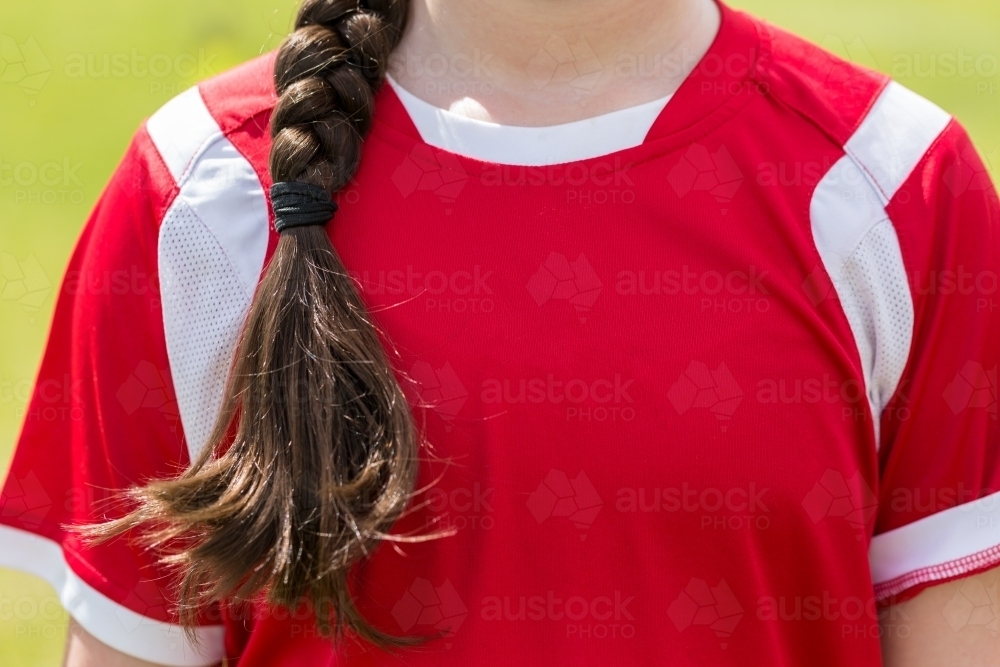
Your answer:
370,4 -> 770,176
385,74 -> 673,167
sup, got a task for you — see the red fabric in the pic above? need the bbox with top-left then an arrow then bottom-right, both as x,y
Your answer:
871,121 -> 1000,603
878,121 -> 1000,534
0,126 -> 191,624
2,2 -> 999,665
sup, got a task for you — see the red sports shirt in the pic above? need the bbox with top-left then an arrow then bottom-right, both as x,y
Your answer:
2,5 -> 999,665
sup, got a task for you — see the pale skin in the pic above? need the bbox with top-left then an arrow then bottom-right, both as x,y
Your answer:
389,0 -> 721,124
63,0 -> 999,665
64,620 -> 166,667
879,566 -> 1000,666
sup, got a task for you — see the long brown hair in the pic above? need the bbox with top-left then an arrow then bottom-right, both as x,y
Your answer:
85,0 -> 422,646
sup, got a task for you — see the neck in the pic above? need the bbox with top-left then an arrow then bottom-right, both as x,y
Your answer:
389,0 -> 721,126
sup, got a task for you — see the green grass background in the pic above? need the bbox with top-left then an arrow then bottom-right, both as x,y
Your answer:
0,0 -> 997,664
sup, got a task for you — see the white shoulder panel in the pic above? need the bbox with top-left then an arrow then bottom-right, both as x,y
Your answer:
180,139 -> 270,295
810,156 -> 887,282
845,81 -> 952,204
810,82 -> 952,448
146,86 -> 223,185
151,88 -> 270,462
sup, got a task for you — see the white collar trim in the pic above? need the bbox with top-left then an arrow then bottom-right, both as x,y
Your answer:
386,75 -> 672,167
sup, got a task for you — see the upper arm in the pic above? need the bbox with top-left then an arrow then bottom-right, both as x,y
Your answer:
0,123 -> 226,665
64,619 -> 189,667
880,564 -> 999,667
868,116 -> 1000,606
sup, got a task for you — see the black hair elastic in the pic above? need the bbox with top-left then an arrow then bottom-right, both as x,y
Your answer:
271,182 -> 338,233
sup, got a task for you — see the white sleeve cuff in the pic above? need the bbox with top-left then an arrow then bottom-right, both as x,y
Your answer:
870,489 -> 1000,600
0,524 -> 225,666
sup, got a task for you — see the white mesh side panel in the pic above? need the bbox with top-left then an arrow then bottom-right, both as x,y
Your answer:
159,198 -> 254,460
811,157 -> 913,449
156,114 -> 269,462
836,220 -> 914,418
180,139 -> 269,296
149,85 -> 273,462
811,83 -> 952,449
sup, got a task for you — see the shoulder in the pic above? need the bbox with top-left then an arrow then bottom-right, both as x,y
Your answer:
138,55 -> 277,459
144,52 -> 277,189
746,16 -> 979,435
753,16 -> 952,153
751,14 -> 963,224
140,53 -> 274,292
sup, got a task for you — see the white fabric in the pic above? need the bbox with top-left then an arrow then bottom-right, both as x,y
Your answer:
151,91 -> 270,463
0,524 -> 225,666
180,140 -> 271,296
810,156 -> 889,283
21,83 -> 275,664
809,82 -> 952,448
807,81 -> 999,597
810,158 -> 913,448
845,81 -> 952,204
870,490 -> 1000,589
386,75 -> 672,166
838,221 -> 914,419
146,86 -> 224,184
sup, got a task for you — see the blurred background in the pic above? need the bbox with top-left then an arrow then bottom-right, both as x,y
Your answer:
0,0 -> 997,663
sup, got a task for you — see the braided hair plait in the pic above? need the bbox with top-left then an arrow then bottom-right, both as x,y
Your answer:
82,0 -> 424,648
272,0 -> 406,186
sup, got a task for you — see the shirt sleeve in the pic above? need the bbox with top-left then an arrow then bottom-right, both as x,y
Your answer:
871,119 -> 1000,603
0,125 -> 225,665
